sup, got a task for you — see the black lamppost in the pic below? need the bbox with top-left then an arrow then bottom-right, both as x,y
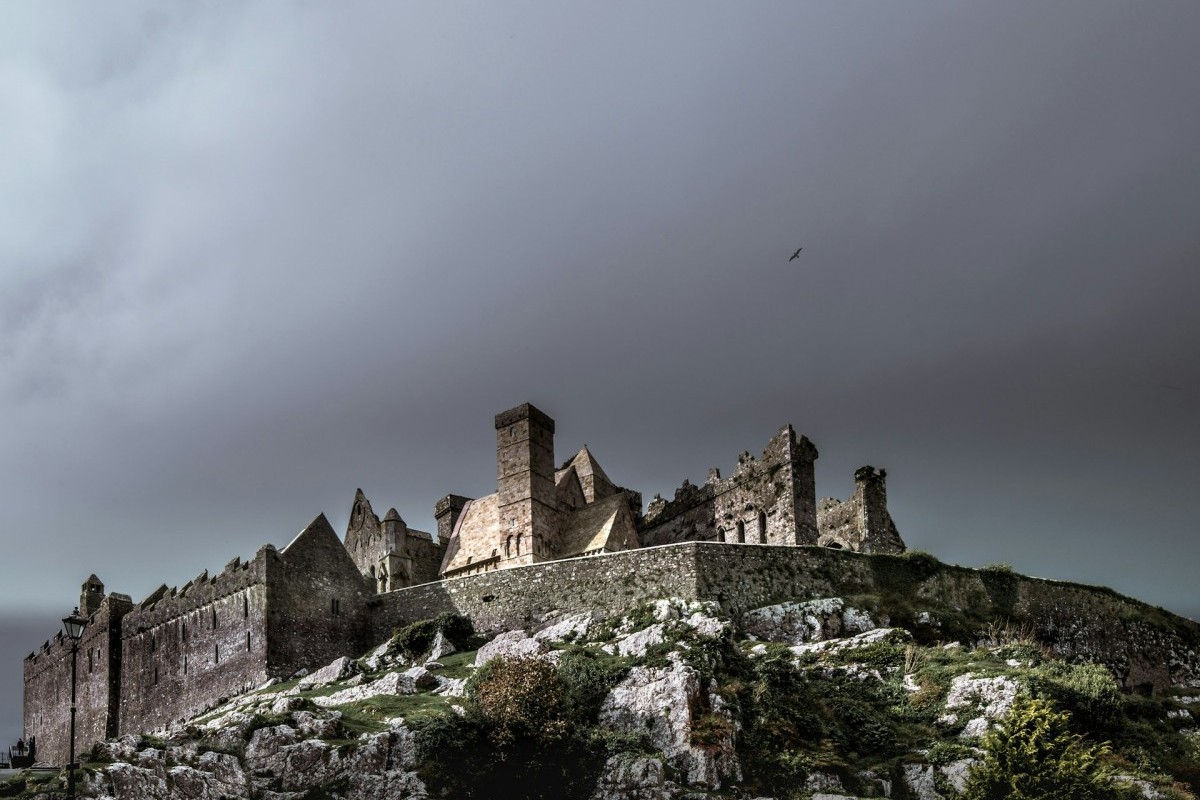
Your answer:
61,608 -> 88,800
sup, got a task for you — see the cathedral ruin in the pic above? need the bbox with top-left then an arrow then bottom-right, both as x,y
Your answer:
23,402 -> 905,763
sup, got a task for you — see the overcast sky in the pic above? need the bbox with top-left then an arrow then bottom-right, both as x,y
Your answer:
3,1 -> 1199,741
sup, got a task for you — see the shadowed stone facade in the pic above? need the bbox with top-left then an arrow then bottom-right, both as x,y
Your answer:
24,401 -> 907,764
816,466 -> 905,554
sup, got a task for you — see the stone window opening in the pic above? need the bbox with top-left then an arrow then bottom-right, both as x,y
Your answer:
736,520 -> 745,544
516,534 -> 523,556
505,536 -> 512,558
153,667 -> 158,687
183,655 -> 188,675
331,597 -> 342,616
214,644 -> 219,664
150,636 -> 156,653
212,607 -> 218,629
758,511 -> 767,544
243,594 -> 249,618
87,648 -> 93,673
182,621 -> 187,642
246,631 -> 251,652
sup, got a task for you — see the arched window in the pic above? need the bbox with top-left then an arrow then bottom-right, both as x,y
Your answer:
516,534 -> 523,556
505,536 -> 512,558
758,511 -> 767,544
717,528 -> 725,543
736,520 -> 745,544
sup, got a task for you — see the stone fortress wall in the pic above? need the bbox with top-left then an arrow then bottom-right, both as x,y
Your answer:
22,585 -> 131,766
372,542 -> 1200,693
40,401 -> 1171,766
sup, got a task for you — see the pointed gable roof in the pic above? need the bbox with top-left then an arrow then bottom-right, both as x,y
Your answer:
558,446 -> 612,484
555,446 -> 617,503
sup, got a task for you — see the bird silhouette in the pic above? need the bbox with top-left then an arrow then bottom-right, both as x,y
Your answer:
788,247 -> 803,262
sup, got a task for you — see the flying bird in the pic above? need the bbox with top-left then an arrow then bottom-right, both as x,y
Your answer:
788,247 -> 803,261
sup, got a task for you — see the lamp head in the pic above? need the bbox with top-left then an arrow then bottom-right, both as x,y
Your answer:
62,607 -> 88,641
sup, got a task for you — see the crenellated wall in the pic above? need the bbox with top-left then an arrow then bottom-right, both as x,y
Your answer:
23,594 -> 131,765
639,426 -> 819,548
118,551 -> 271,733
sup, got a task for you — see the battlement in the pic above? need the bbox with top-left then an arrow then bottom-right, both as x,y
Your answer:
640,425 -> 819,547
23,402 -> 911,763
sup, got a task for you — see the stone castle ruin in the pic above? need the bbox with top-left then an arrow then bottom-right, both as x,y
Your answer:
23,402 -> 905,764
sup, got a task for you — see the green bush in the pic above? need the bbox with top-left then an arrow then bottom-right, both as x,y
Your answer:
393,612 -> 474,659
1029,662 -> 1123,736
414,655 -> 611,799
962,696 -> 1116,800
557,649 -> 629,725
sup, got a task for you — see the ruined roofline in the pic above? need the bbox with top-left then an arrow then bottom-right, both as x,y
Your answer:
643,425 -> 812,527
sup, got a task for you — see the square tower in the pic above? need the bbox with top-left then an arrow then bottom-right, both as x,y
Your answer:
495,403 -> 559,564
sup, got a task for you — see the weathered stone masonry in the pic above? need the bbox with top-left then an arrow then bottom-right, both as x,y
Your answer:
372,542 -> 1200,693
23,401 -> 914,763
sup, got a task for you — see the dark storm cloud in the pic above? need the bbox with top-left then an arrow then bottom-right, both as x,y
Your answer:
2,1 -> 1199,735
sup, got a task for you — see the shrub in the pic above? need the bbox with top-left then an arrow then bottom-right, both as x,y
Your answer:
962,696 -> 1117,800
1029,662 -> 1123,736
471,655 -> 569,747
557,649 -> 628,725
394,612 -> 474,659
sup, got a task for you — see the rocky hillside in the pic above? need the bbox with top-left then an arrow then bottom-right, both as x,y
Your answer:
5,591 -> 1199,799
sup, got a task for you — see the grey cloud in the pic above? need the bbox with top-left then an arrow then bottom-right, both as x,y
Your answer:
2,0 -> 1199,737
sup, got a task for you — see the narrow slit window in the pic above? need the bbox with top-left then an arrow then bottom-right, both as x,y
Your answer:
243,594 -> 249,618
246,631 -> 251,652
212,607 -> 218,629
214,644 -> 219,664
758,511 -> 767,544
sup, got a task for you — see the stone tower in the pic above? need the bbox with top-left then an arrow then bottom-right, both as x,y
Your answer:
788,430 -> 820,545
495,403 -> 558,565
80,574 -> 105,616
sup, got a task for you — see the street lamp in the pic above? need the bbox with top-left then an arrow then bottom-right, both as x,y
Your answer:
61,607 -> 88,800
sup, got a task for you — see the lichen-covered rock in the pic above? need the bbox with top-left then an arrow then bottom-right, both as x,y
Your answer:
589,755 -> 669,800
311,670 -> 427,707
474,630 -> 549,666
245,724 -> 301,775
534,612 -> 596,643
902,760 -> 977,800
425,630 -> 455,663
344,769 -> 428,799
744,597 -> 879,645
298,656 -> 359,689
941,673 -> 1019,737
598,659 -> 739,788
617,623 -> 667,657
789,626 -> 910,657
107,761 -> 168,800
